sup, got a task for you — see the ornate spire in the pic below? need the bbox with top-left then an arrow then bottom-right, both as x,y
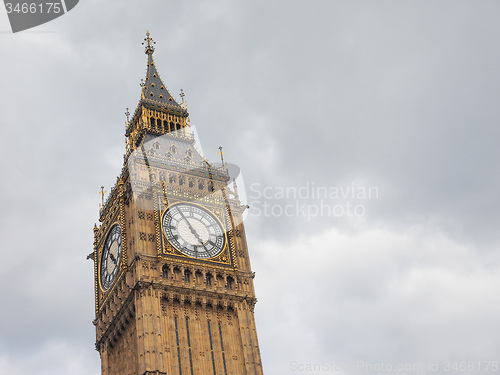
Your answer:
140,31 -> 185,112
143,30 -> 155,55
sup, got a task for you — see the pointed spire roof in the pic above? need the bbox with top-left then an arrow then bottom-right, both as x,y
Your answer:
140,31 -> 186,113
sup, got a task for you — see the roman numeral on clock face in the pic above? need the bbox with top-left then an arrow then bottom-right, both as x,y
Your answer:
162,203 -> 226,259
100,224 -> 123,291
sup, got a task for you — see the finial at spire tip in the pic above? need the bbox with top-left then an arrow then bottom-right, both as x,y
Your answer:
142,30 -> 156,55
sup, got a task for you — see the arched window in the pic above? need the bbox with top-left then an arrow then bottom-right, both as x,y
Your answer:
226,276 -> 234,290
206,273 -> 212,286
162,265 -> 169,279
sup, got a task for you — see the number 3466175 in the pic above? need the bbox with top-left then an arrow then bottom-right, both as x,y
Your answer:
443,361 -> 499,372
5,3 -> 62,14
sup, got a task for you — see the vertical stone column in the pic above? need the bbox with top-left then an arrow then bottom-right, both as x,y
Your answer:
152,289 -> 166,373
135,289 -> 147,375
101,343 -> 109,375
236,300 -> 264,375
198,303 -> 211,374
224,307 -> 245,373
161,297 -> 176,373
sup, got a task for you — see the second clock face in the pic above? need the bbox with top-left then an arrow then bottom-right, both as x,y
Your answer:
100,224 -> 122,290
162,203 -> 226,259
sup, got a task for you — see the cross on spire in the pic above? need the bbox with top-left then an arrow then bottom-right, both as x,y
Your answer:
143,30 -> 156,55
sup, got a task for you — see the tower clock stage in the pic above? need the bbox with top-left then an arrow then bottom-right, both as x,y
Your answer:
90,32 -> 264,375
161,203 -> 227,259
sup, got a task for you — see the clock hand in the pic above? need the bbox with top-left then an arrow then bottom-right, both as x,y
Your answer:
176,206 -> 205,244
109,252 -> 117,264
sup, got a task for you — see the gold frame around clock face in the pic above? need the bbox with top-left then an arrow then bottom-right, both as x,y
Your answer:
99,224 -> 122,291
162,203 -> 226,259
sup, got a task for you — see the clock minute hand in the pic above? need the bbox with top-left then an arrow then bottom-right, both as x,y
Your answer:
176,207 -> 205,244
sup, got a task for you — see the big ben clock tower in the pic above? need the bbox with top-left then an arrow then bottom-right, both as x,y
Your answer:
90,32 -> 264,375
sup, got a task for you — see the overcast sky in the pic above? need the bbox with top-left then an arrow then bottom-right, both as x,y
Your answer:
1,1 -> 500,374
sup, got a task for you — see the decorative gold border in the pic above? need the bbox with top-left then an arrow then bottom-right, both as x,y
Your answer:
95,180 -> 128,314
224,203 -> 238,273
160,201 -> 228,261
155,193 -> 234,267
118,180 -> 128,272
97,222 -> 123,292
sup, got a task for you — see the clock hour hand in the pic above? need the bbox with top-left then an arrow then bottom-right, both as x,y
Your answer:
109,252 -> 117,264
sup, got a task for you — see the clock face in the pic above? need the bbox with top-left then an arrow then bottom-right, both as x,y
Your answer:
162,203 -> 226,259
100,224 -> 122,290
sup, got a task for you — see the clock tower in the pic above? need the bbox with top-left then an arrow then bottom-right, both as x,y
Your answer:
90,32 -> 264,375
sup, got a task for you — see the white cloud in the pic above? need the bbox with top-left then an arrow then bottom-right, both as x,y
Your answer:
1,1 -> 500,374
253,225 -> 500,374
0,340 -> 99,375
